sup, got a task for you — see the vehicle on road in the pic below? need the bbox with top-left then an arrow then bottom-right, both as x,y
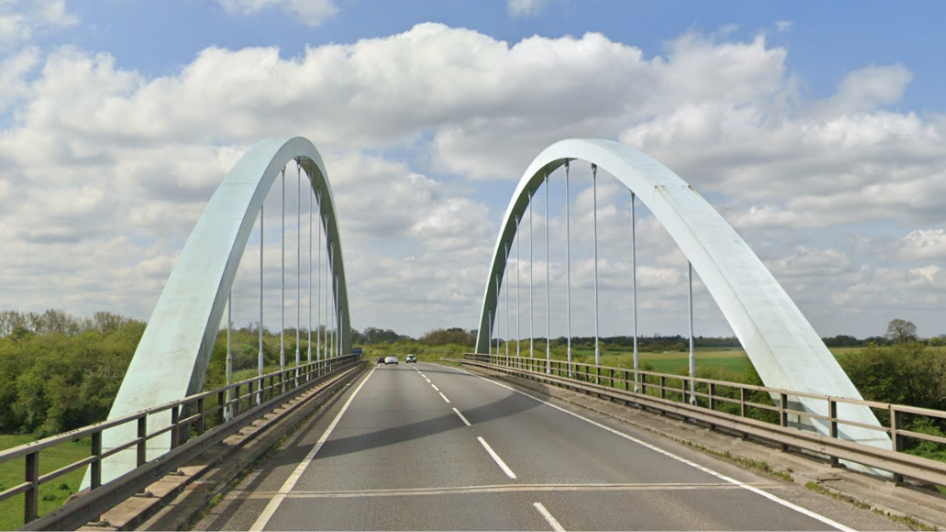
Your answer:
384,355 -> 398,365
376,357 -> 385,365
406,354 -> 417,363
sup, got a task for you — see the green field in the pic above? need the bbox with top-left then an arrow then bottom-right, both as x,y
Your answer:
0,434 -> 90,531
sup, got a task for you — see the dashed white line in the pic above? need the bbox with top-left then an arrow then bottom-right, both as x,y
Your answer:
452,407 -> 471,427
478,436 -> 517,480
438,392 -> 451,403
464,368 -> 854,532
431,384 -> 440,392
533,502 -> 566,532
249,366 -> 376,531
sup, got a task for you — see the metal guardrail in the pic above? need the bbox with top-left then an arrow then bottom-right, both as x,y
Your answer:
462,353 -> 946,488
0,354 -> 363,529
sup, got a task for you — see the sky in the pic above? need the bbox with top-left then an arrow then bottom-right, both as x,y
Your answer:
0,0 -> 944,342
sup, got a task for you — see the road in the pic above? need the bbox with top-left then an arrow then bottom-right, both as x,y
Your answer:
197,362 -> 905,531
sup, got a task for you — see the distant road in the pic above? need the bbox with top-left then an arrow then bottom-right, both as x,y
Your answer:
197,362 -> 903,531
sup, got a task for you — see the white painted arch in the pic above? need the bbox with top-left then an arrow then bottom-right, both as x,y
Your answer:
475,138 -> 889,452
93,136 -> 351,484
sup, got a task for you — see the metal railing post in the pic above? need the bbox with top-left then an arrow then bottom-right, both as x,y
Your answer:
170,407 -> 180,450
218,390 -> 226,425
234,385 -> 241,417
740,388 -> 747,418
25,451 -> 39,524
91,431 -> 103,488
891,407 -> 904,484
137,416 -> 148,467
828,398 -> 839,467
195,398 -> 205,435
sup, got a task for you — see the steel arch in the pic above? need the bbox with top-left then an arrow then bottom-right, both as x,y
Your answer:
475,138 -> 888,452
95,136 -> 350,484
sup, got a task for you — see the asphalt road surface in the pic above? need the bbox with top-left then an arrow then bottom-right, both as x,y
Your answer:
196,362 -> 906,531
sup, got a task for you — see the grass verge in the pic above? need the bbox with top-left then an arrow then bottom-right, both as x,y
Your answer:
805,481 -> 936,531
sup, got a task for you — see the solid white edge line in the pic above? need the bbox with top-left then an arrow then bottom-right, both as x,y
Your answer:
439,392 -> 451,403
466,369 -> 855,532
249,366 -> 377,531
452,407 -> 472,427
478,436 -> 517,480
533,502 -> 566,532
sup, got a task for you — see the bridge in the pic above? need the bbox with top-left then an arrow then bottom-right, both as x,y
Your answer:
1,136 -> 945,530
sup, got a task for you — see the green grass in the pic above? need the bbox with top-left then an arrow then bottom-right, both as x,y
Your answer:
0,434 -> 90,531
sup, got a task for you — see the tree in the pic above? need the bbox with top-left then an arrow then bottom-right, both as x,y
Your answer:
886,318 -> 918,344
419,328 -> 475,346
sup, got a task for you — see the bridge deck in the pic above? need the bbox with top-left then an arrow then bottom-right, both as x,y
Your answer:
197,362 -> 905,531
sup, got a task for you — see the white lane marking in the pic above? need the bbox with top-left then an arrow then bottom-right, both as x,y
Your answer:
249,366 -> 376,531
425,378 -> 431,383
431,384 -> 439,392
466,370 -> 855,532
237,482 -> 781,499
453,407 -> 472,427
478,436 -> 517,480
533,502 -> 566,532
439,392 -> 451,403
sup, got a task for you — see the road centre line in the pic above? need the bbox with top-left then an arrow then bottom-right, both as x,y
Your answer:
439,392 -> 451,403
453,407 -> 472,426
462,367 -> 854,532
249,366 -> 376,531
533,502 -> 566,532
431,384 -> 439,391
478,436 -> 517,480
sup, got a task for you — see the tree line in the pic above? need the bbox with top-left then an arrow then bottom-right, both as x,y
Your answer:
0,311 -> 943,442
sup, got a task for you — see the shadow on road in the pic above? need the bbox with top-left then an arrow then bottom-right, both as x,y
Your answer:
314,390 -> 537,460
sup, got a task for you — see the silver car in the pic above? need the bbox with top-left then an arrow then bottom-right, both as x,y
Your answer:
384,355 -> 398,365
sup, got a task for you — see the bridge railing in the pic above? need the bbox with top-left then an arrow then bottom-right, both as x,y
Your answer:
0,354 -> 362,529
462,353 -> 946,488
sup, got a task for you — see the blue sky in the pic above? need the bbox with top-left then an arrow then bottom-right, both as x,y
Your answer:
57,1 -> 946,111
0,0 -> 944,342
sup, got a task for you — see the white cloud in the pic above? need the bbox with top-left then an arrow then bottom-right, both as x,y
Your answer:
775,20 -> 792,33
821,64 -> 913,115
0,23 -> 943,338
901,228 -> 946,260
508,0 -> 558,18
209,0 -> 338,27
0,0 -> 76,50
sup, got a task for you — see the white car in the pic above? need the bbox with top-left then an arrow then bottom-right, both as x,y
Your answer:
406,354 -> 417,363
384,355 -> 398,365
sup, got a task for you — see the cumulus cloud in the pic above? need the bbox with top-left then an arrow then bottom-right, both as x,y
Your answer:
901,228 -> 946,260
0,0 -> 76,50
0,22 -> 943,337
822,64 -> 913,115
208,0 -> 338,27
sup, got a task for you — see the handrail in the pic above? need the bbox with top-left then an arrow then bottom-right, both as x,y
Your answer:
0,354 -> 362,528
461,353 -> 946,487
